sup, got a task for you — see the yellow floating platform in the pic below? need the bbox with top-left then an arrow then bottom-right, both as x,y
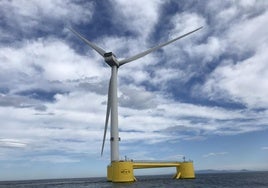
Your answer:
107,160 -> 195,182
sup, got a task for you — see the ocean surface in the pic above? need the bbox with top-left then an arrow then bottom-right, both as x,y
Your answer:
1,171 -> 268,188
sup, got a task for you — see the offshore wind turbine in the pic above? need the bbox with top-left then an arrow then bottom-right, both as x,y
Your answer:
69,26 -> 202,163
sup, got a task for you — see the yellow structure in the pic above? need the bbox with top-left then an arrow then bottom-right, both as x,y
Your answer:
177,161 -> 195,179
107,161 -> 136,182
107,160 -> 195,182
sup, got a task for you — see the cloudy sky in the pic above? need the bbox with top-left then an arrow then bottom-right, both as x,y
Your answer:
1,0 -> 268,181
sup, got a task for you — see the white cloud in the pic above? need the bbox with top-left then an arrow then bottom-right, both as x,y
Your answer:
0,37 -> 108,95
0,138 -> 27,148
226,10 -> 268,55
192,1 -> 268,109
203,152 -> 228,158
119,85 -> 157,110
0,91 -> 108,160
169,12 -> 206,39
124,151 -> 155,161
203,44 -> 268,108
216,6 -> 238,25
112,0 -> 163,38
31,155 -> 80,163
150,68 -> 192,89
261,147 -> 268,150
189,36 -> 223,64
119,95 -> 244,135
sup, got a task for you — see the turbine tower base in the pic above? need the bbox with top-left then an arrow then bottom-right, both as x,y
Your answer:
107,161 -> 136,182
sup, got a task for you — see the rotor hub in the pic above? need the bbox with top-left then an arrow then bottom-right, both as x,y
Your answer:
104,52 -> 119,67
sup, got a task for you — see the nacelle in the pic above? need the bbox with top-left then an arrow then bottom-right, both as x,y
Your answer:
104,52 -> 119,67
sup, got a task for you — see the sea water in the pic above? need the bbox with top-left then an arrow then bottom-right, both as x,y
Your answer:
0,171 -> 268,188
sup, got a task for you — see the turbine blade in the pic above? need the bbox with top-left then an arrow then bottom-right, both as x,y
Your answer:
119,26 -> 203,66
68,27 -> 106,57
101,78 -> 112,156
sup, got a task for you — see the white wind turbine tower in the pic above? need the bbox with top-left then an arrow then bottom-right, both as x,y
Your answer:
69,26 -> 202,162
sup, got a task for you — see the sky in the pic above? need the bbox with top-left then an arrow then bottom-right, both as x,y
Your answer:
0,0 -> 268,181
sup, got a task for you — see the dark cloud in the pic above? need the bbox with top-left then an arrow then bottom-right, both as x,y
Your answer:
0,0 -> 94,43
16,89 -> 62,102
119,86 -> 157,110
0,94 -> 47,111
77,78 -> 109,95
